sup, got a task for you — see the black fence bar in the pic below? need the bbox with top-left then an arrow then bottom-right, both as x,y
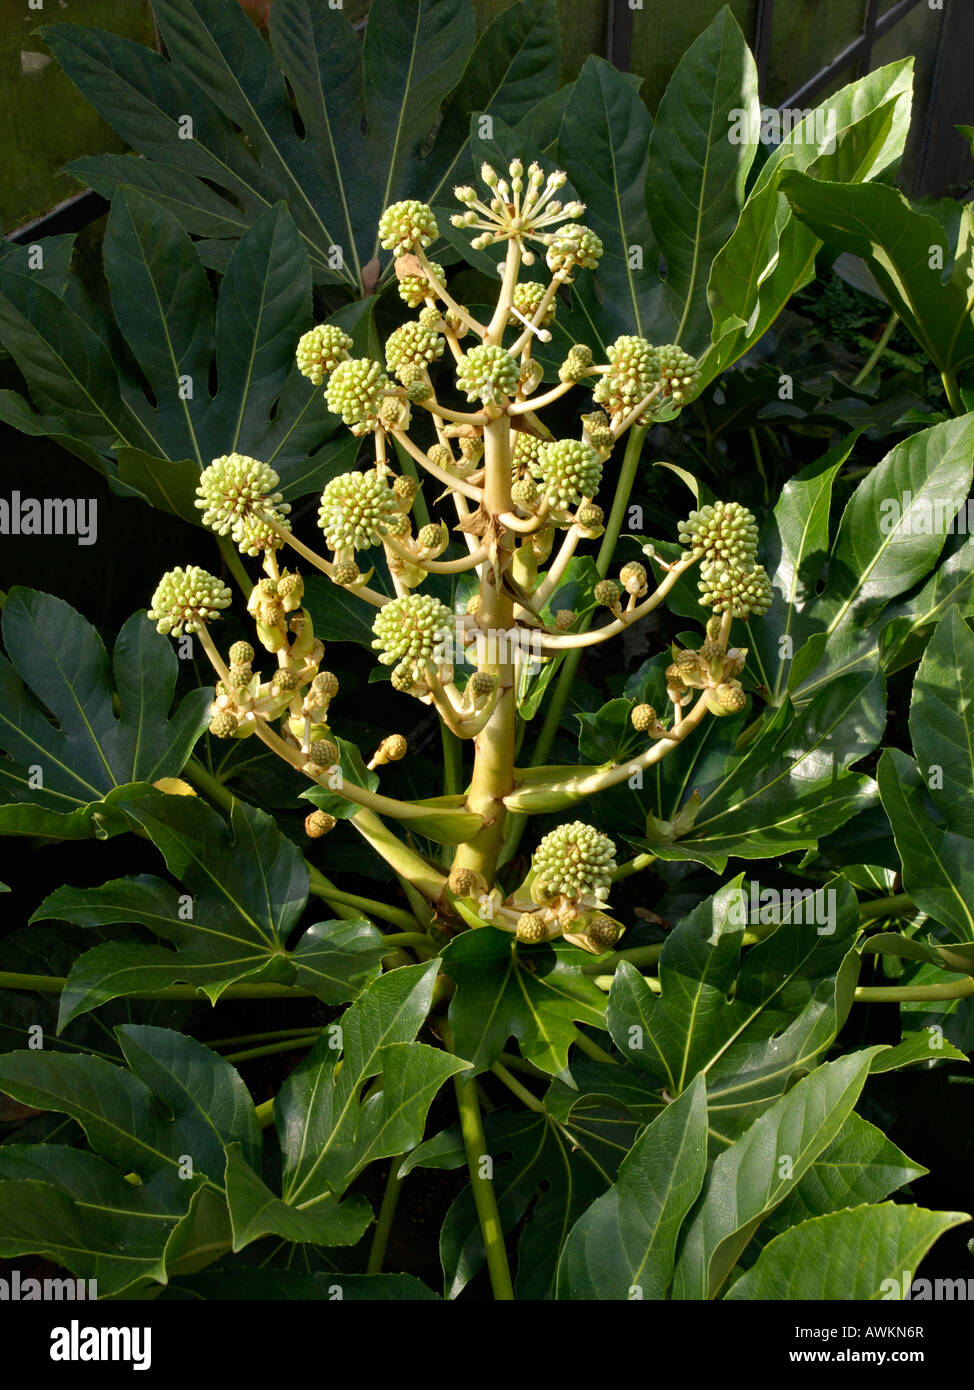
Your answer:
914,0 -> 974,196
858,0 -> 881,78
781,0 -> 925,109
607,0 -> 634,73
8,190 -> 108,245
753,0 -> 775,95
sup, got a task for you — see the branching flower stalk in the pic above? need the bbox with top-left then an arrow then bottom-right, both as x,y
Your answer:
148,158 -> 773,958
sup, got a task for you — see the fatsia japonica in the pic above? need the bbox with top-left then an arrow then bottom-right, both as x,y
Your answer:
149,158 -> 773,955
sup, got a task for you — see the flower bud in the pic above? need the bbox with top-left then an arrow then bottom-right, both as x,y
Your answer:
305,810 -> 337,838
516,912 -> 548,945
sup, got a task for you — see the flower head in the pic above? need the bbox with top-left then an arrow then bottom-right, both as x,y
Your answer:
545,224 -> 603,280
678,501 -> 759,567
536,439 -> 603,507
385,321 -> 445,383
372,593 -> 455,677
593,336 -> 659,422
295,324 -> 353,386
196,454 -> 291,553
325,358 -> 389,428
450,159 -> 583,263
378,201 -> 439,257
698,561 -> 773,618
148,566 -> 232,638
397,260 -> 444,308
456,343 -> 519,406
656,344 -> 701,405
532,821 -> 617,903
317,471 -> 398,551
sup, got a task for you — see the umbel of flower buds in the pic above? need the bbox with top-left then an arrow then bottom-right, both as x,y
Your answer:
593,336 -> 658,420
698,560 -> 774,618
378,200 -> 439,257
295,324 -> 353,386
148,567 -> 232,637
317,471 -> 398,551
456,344 -> 519,406
325,358 -> 389,427
532,821 -> 617,902
385,321 -> 445,383
536,439 -> 603,507
678,501 -> 759,567
372,592 -> 455,678
196,454 -> 292,555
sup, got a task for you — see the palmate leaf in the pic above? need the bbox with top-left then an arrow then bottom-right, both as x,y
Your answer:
440,927 -> 608,1076
671,1047 -> 886,1300
275,963 -> 468,1203
782,177 -> 974,381
0,1025 -> 263,1293
45,0 -> 559,290
606,878 -> 860,1145
33,793 -> 388,1022
702,60 -> 914,386
909,610 -> 974,838
744,415 -> 974,709
555,1074 -> 708,1301
0,193 -> 362,509
877,749 -> 974,942
617,669 -> 885,872
0,590 -> 210,841
725,1203 -> 969,1301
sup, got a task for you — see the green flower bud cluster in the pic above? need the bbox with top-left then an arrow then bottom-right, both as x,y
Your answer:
558,344 -> 594,385
295,324 -> 353,386
512,431 -> 545,475
516,912 -> 548,945
580,410 -> 614,452
397,260 -> 444,308
532,820 -> 617,902
593,336 -> 659,421
656,344 -> 701,405
196,454 -> 291,556
536,439 -> 603,507
325,358 -> 389,428
149,566 -> 232,638
576,503 -> 605,535
678,501 -> 759,567
619,561 -> 648,596
713,681 -> 747,712
594,579 -> 621,610
455,344 -> 519,406
372,592 -> 455,678
317,471 -> 398,551
378,200 -> 439,257
305,809 -> 337,838
510,477 -> 540,510
545,225 -> 603,279
416,521 -> 448,555
468,671 -> 497,699
698,561 -> 774,618
385,321 -> 445,384
630,703 -> 661,733
510,281 -> 555,328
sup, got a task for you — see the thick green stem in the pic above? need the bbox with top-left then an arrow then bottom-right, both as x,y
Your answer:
367,1162 -> 406,1275
611,852 -> 657,882
490,1061 -> 545,1114
855,979 -> 974,1003
571,1028 -> 618,1065
853,313 -> 899,387
445,1033 -> 515,1300
942,370 -> 965,417
222,1035 -> 320,1064
441,723 -> 463,797
499,426 -> 647,867
217,535 -> 254,598
0,971 -> 311,1000
858,893 -> 917,922
307,871 -> 421,931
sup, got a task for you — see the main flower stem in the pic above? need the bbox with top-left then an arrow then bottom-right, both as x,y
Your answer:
367,1162 -> 406,1275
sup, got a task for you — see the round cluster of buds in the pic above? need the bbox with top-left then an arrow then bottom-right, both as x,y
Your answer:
576,503 -> 605,536
580,410 -> 614,453
558,344 -> 594,386
456,344 -> 519,406
196,454 -> 291,556
416,521 -> 449,556
656,344 -> 701,405
545,224 -> 603,280
516,912 -> 549,945
698,561 -> 774,619
325,358 -> 389,429
372,592 -> 454,678
536,438 -> 603,507
510,281 -> 555,329
295,324 -> 353,386
397,259 -> 444,309
678,501 -> 759,567
468,671 -> 497,700
712,681 -> 747,712
532,820 -> 616,903
370,734 -> 408,768
511,477 -> 540,511
385,321 -> 444,384
584,914 -> 620,951
305,810 -> 337,839
513,431 -> 545,476
148,566 -> 232,637
619,561 -> 648,597
594,579 -> 622,611
448,866 -> 487,900
317,471 -> 398,551
209,709 -> 239,739
378,201 -> 438,257
630,703 -> 664,734
554,609 -> 576,631
593,336 -> 659,422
